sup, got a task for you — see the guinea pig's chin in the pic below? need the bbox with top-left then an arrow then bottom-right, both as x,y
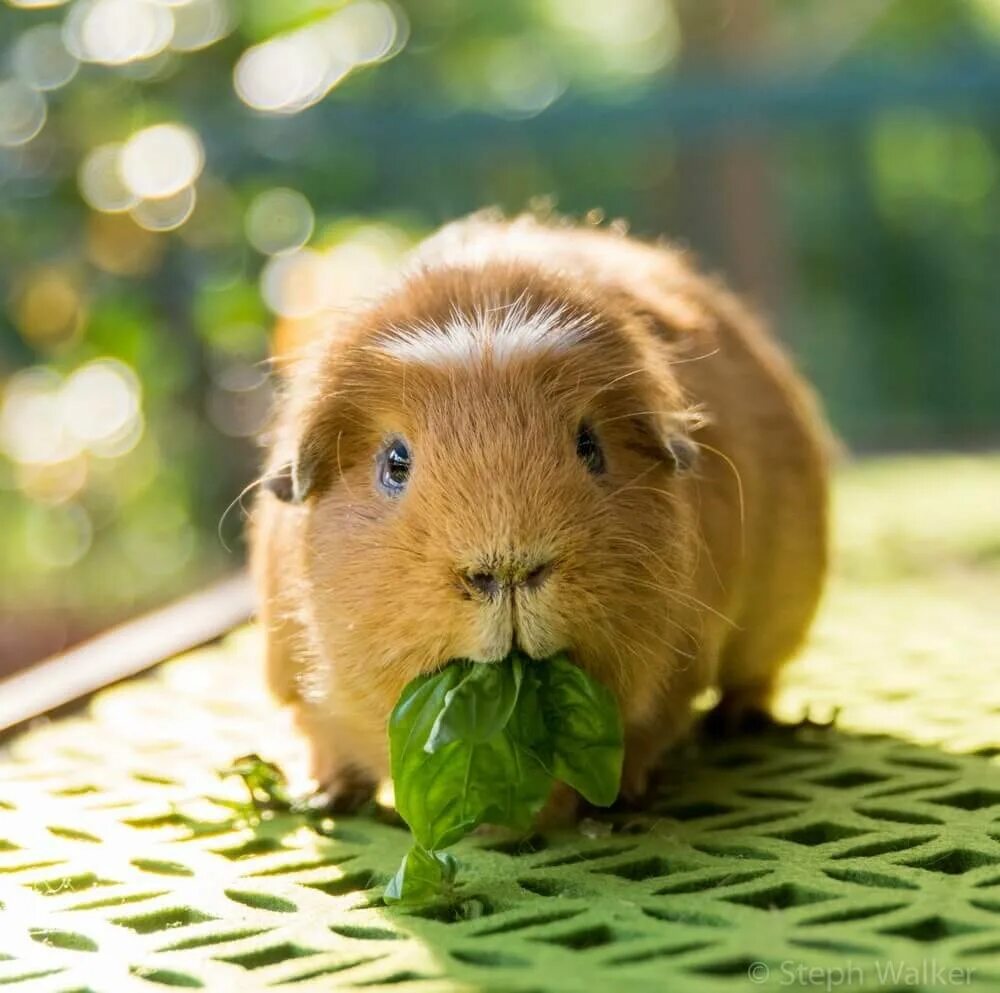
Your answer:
461,636 -> 515,665
462,642 -> 563,665
461,631 -> 565,665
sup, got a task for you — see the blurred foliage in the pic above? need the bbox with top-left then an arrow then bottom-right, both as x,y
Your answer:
1,0 -> 999,651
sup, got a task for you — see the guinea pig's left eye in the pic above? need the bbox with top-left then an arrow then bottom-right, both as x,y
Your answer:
378,438 -> 411,495
575,423 -> 605,475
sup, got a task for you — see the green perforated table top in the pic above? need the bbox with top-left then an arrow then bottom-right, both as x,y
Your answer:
2,455 -> 999,993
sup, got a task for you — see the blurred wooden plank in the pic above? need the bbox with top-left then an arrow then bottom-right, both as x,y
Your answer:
0,573 -> 255,737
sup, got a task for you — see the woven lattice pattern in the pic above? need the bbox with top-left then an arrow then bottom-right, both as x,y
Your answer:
2,456 -> 999,992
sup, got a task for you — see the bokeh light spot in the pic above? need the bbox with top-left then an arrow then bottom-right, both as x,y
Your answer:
486,39 -> 564,117
61,359 -> 143,455
234,33 -> 337,115
13,24 -> 80,91
245,187 -> 315,255
79,143 -> 138,213
0,369 -> 75,466
260,248 -> 328,318
64,0 -> 175,66
0,360 -> 144,471
121,123 -> 204,200
130,185 -> 198,231
545,0 -> 679,77
0,80 -> 47,147
13,267 -> 86,348
233,0 -> 403,115
333,0 -> 406,64
261,224 -> 410,322
16,457 -> 89,506
170,0 -> 234,52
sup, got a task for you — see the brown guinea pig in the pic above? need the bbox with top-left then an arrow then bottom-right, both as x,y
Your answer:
250,213 -> 829,816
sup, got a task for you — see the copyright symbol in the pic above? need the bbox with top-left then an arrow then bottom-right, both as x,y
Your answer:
748,961 -> 770,984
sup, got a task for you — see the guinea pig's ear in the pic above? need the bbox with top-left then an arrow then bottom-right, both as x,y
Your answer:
263,465 -> 296,502
262,442 -> 324,504
656,408 -> 705,475
627,414 -> 700,475
264,406 -> 348,503
262,461 -> 314,503
664,432 -> 699,474
624,405 -> 700,474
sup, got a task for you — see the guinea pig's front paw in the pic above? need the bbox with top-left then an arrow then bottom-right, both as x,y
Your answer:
307,763 -> 376,814
619,749 -> 662,808
535,782 -> 581,830
703,685 -> 779,738
620,777 -> 648,808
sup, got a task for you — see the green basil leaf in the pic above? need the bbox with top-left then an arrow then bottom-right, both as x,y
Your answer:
390,665 -> 468,751
425,657 -> 523,752
386,651 -> 624,904
502,661 -> 552,762
539,655 -> 624,806
389,665 -> 470,850
393,718 -> 551,851
384,846 -> 457,904
390,659 -> 551,852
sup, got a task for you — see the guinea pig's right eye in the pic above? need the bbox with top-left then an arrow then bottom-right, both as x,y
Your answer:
576,422 -> 605,475
378,438 -> 411,495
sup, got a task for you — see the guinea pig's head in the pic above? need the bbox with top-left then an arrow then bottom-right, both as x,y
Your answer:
273,264 -> 702,722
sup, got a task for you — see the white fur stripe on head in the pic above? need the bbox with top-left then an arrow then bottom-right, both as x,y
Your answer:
375,297 -> 594,366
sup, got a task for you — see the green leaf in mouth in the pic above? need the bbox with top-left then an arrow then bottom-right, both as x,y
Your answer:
386,652 -> 623,904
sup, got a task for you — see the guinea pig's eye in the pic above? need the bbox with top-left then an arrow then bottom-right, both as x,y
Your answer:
575,423 -> 605,475
378,438 -> 411,495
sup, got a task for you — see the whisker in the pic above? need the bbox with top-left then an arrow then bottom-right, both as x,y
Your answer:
587,592 -> 697,668
336,429 -> 360,503
626,565 -> 736,627
576,593 -> 652,684
582,366 -> 646,407
217,475 -> 269,553
594,404 -> 708,430
602,483 -> 683,504
669,346 -> 721,366
599,464 -> 661,503
616,614 -> 697,662
603,553 -> 692,591
600,541 -> 737,628
604,534 -> 682,577
695,440 -> 746,554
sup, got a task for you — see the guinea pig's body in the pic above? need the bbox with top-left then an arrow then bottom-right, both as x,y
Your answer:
252,215 -> 829,813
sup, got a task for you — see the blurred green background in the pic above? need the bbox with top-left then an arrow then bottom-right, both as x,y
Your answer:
1,0 -> 999,670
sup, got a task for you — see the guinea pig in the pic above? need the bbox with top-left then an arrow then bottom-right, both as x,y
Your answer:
251,212 -> 830,817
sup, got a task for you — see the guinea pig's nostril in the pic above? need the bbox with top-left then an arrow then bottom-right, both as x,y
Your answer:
461,558 -> 553,599
523,561 -> 552,589
464,570 -> 502,599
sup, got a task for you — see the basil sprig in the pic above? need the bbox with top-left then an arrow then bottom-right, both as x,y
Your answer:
386,653 -> 623,903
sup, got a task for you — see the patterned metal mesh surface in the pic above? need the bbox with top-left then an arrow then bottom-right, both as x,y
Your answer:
1,457 -> 999,993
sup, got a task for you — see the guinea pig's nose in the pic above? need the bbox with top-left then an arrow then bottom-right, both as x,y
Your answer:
461,558 -> 553,599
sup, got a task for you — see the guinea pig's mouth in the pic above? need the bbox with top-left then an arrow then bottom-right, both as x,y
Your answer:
461,642 -> 574,666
